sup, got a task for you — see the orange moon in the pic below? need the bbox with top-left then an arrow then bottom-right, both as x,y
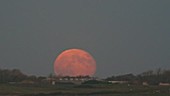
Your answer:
54,49 -> 96,77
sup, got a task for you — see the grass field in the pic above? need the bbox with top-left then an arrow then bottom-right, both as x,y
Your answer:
0,83 -> 170,96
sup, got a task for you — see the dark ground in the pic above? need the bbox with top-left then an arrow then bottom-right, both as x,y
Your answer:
0,83 -> 170,96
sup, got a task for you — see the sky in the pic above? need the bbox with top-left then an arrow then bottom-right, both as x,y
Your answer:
0,0 -> 170,77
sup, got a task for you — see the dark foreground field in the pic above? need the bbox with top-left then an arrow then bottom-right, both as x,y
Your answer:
0,83 -> 170,96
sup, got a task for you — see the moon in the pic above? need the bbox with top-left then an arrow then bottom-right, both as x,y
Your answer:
54,49 -> 96,77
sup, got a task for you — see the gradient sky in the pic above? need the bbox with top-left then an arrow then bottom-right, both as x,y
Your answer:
0,0 -> 170,77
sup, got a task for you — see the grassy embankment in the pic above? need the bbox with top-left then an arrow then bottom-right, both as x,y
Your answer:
0,83 -> 170,96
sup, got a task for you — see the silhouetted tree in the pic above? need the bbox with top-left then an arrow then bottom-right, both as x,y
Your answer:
0,69 -> 27,83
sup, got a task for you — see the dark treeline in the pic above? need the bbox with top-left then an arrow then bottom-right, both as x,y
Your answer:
0,69 -> 46,83
0,69 -> 26,83
105,68 -> 170,85
1,68 -> 170,85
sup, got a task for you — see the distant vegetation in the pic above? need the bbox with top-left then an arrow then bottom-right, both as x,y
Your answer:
0,69 -> 26,83
0,69 -> 46,83
0,68 -> 170,96
0,68 -> 170,85
105,68 -> 170,85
